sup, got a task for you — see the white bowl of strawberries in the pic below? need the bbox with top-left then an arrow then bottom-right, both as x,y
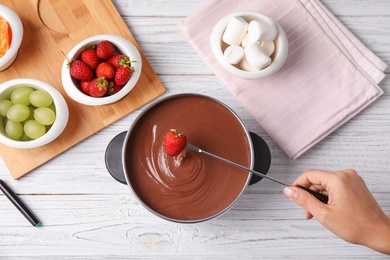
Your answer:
61,34 -> 142,106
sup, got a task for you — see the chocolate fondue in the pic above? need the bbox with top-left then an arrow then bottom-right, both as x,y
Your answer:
123,95 -> 252,221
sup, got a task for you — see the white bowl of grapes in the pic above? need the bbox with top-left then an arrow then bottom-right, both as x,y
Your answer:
0,78 -> 69,149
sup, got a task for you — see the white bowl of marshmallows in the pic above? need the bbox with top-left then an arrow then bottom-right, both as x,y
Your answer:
210,11 -> 288,79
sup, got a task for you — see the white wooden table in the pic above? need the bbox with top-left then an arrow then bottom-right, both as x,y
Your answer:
1,0 -> 389,258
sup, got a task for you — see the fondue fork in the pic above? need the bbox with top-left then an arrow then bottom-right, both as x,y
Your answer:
186,143 -> 328,204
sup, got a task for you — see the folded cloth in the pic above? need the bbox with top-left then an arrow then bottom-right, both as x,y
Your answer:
179,0 -> 387,159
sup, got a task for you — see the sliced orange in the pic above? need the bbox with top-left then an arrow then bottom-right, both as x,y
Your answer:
0,17 -> 12,58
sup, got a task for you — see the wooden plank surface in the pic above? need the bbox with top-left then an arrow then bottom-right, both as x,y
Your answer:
0,0 -> 165,179
0,0 -> 389,258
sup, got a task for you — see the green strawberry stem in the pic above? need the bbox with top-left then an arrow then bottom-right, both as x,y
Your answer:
61,51 -> 74,69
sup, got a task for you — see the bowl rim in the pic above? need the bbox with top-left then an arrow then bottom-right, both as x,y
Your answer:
122,93 -> 254,223
0,4 -> 23,69
0,78 -> 69,149
61,34 -> 142,106
210,10 -> 288,79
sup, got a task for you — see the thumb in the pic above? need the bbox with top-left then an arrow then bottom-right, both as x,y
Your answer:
284,186 -> 326,217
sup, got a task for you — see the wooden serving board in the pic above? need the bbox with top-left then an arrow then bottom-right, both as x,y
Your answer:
0,0 -> 166,179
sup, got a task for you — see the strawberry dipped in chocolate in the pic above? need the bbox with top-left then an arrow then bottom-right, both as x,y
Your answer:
164,129 -> 187,156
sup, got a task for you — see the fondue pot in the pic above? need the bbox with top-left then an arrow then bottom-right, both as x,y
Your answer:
105,94 -> 271,223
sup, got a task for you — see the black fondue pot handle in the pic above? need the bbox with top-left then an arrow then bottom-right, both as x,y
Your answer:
248,132 -> 271,185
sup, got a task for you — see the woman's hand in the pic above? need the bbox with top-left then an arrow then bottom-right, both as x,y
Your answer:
284,169 -> 390,254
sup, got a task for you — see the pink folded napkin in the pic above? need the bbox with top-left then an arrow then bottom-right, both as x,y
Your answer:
179,0 -> 387,159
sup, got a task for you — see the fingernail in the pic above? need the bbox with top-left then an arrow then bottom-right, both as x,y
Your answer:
284,187 -> 297,201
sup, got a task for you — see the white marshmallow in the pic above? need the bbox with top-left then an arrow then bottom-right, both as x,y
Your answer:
241,33 -> 252,49
222,16 -> 249,46
244,43 -> 272,70
238,55 -> 257,72
260,41 -> 275,56
248,19 -> 278,42
223,45 -> 244,65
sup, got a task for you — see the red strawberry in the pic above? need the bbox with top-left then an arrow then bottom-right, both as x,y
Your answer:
114,66 -> 133,86
69,60 -> 94,81
63,51 -> 92,81
81,47 -> 100,70
108,82 -> 124,95
89,77 -> 108,97
80,80 -> 91,94
96,40 -> 115,60
164,129 -> 187,156
107,54 -> 130,68
62,51 -> 94,81
95,62 -> 115,80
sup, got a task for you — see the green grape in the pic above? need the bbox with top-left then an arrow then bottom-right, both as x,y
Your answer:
0,116 -> 5,133
5,120 -> 23,140
47,103 -> 56,113
24,120 -> 46,139
29,90 -> 53,107
19,132 -> 32,141
0,100 -> 13,117
23,106 -> 35,122
34,107 -> 56,125
45,124 -> 52,132
2,116 -> 8,126
10,86 -> 34,105
7,104 -> 30,122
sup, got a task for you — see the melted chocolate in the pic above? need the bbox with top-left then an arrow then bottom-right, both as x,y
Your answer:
124,95 -> 252,221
